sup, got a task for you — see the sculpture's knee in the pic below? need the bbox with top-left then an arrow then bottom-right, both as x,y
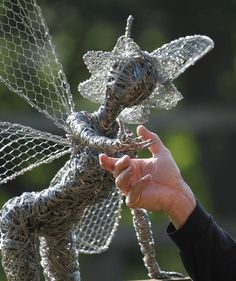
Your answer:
0,194 -> 35,242
0,194 -> 40,281
40,233 -> 80,281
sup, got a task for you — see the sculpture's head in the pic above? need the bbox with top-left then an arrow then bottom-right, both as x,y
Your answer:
79,15 -> 213,124
107,54 -> 158,108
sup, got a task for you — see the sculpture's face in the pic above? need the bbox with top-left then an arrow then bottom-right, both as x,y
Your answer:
107,55 -> 157,108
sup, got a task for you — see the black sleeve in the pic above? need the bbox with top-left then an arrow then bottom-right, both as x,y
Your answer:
167,201 -> 236,281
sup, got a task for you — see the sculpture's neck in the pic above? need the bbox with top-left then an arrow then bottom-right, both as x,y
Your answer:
96,95 -> 122,131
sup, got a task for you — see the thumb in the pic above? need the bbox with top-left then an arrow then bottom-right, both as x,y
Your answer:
137,125 -> 164,156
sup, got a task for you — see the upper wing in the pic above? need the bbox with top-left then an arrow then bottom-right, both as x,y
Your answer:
151,35 -> 214,81
75,186 -> 123,254
0,122 -> 71,185
119,83 -> 183,123
119,103 -> 150,124
0,0 -> 75,131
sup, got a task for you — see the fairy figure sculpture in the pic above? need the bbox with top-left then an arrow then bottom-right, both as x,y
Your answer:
0,0 -> 214,280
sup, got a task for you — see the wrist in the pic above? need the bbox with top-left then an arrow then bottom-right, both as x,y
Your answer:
165,180 -> 196,230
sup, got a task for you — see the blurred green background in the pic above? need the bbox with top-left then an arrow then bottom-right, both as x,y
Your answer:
0,0 -> 236,280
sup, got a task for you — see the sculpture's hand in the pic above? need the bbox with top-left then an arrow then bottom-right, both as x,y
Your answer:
113,136 -> 155,152
114,119 -> 156,152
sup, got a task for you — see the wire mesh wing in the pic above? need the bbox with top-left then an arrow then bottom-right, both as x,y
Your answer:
0,122 -> 71,185
76,186 -> 123,254
0,0 -> 75,131
150,35 -> 214,82
119,103 -> 150,124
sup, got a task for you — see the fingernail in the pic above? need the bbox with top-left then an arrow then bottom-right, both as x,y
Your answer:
99,153 -> 106,159
98,158 -> 103,166
127,166 -> 133,173
141,174 -> 151,181
99,162 -> 105,170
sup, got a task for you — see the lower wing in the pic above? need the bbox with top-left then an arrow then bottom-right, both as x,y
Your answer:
0,122 -> 71,185
75,185 -> 123,254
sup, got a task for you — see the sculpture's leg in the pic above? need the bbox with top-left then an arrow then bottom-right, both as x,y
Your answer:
39,230 -> 80,281
132,208 -> 162,279
0,196 -> 40,281
132,208 -> 184,280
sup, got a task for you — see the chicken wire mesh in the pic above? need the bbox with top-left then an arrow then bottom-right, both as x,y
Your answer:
75,189 -> 122,254
0,0 -> 75,131
0,122 -> 71,184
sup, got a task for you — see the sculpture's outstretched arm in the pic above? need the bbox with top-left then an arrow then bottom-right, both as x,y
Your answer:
67,112 -> 153,153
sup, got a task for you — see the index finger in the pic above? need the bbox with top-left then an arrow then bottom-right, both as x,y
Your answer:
99,154 -> 118,172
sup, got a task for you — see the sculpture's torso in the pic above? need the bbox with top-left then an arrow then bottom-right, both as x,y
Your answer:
0,110 -> 130,281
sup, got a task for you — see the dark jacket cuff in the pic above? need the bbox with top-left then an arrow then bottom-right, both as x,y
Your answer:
167,200 -> 212,251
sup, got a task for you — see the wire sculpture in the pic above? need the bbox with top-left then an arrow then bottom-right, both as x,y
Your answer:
0,0 -> 214,280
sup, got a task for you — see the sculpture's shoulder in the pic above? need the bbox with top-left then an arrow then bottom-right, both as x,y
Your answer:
67,111 -> 92,124
67,111 -> 98,133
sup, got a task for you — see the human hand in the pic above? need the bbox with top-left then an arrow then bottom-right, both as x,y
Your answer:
99,125 -> 196,229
